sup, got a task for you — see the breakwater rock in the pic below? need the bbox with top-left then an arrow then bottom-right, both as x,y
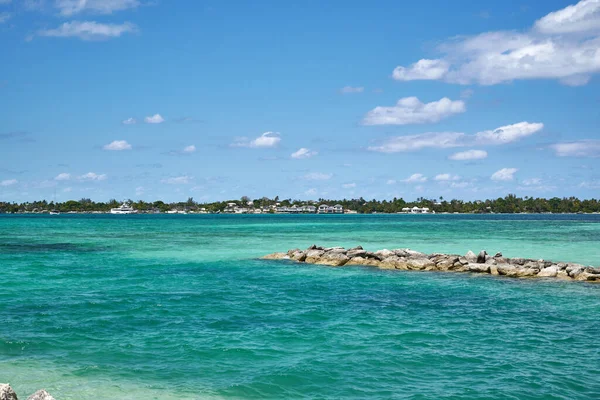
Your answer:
262,245 -> 600,282
0,385 -> 55,400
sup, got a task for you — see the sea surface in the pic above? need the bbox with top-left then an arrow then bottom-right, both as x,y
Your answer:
1,214 -> 599,399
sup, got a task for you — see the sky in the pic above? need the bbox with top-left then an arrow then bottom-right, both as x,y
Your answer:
1,0 -> 600,203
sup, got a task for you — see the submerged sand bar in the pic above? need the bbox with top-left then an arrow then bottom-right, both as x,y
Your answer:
263,245 -> 600,283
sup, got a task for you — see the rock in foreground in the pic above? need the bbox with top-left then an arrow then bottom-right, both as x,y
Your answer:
27,390 -> 55,400
0,384 -> 18,400
262,246 -> 600,283
0,385 -> 56,400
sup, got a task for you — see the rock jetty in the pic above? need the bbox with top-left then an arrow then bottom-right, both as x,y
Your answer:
262,245 -> 600,282
0,385 -> 55,400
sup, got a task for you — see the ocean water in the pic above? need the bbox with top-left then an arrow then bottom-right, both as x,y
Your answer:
1,214 -> 599,399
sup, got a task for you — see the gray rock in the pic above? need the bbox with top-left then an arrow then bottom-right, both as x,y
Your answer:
305,249 -> 325,263
405,249 -> 427,258
315,252 -> 350,266
262,252 -> 289,260
0,384 -> 18,400
347,249 -> 368,258
494,252 -> 503,258
477,250 -> 487,264
465,250 -> 477,262
458,256 -> 469,265
496,264 -> 518,276
27,390 -> 55,400
374,249 -> 394,259
324,246 -> 345,252
538,266 -> 558,278
407,258 -> 435,270
291,251 -> 307,262
510,258 -> 526,265
348,245 -> 363,251
468,263 -> 490,273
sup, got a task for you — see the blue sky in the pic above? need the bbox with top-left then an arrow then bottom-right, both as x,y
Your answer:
1,0 -> 600,203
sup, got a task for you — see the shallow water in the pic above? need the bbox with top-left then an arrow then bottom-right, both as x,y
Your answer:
1,214 -> 599,399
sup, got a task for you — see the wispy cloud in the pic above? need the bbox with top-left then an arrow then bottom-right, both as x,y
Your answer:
145,114 -> 165,124
54,173 -> 71,181
342,182 -> 356,188
1,179 -> 18,187
291,148 -> 317,159
550,140 -> 600,157
0,12 -> 11,24
103,140 -> 132,151
55,0 -> 140,16
39,21 -> 138,41
122,117 -> 137,125
449,149 -> 488,160
403,173 -> 427,183
79,172 -> 107,181
491,168 -> 518,181
340,86 -> 364,94
363,97 -> 465,126
183,145 -> 196,153
161,176 -> 192,185
434,173 -> 460,181
368,122 -> 543,153
303,172 -> 332,181
232,132 -> 281,148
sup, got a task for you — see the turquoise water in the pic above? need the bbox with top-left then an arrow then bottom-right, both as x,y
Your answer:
1,214 -> 599,399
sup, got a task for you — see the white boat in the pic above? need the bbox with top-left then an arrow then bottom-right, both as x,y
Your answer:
110,203 -> 137,215
49,210 -> 60,215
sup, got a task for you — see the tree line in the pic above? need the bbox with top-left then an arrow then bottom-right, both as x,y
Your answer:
1,194 -> 600,214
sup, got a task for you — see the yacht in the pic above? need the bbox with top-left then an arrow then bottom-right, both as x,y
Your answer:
110,203 -> 137,215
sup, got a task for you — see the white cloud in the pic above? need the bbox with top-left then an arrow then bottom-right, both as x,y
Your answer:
534,0 -> 600,34
550,140 -> 600,157
392,59 -> 450,81
103,140 -> 132,151
183,145 -> 196,153
305,188 -> 317,196
303,172 -> 332,181
363,97 -> 465,126
450,181 -> 470,189
391,1 -> 600,86
491,168 -> 518,181
522,178 -> 542,186
161,176 -> 191,185
386,179 -> 397,185
79,172 -> 107,181
434,173 -> 460,181
39,21 -> 137,40
474,122 -> 544,145
340,86 -> 365,94
342,183 -> 357,188
122,117 -> 136,125
55,0 -> 140,16
449,149 -> 488,160
368,122 -> 542,153
145,114 -> 165,124
1,179 -> 17,186
368,132 -> 464,153
54,173 -> 71,181
291,148 -> 318,159
0,12 -> 11,24
232,132 -> 281,148
403,173 -> 427,183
